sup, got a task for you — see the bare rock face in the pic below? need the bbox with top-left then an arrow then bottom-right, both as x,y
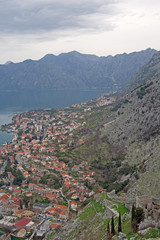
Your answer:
138,228 -> 151,236
118,232 -> 127,239
139,218 -> 160,230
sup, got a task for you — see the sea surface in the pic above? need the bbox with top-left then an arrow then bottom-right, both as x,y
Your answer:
0,89 -> 106,146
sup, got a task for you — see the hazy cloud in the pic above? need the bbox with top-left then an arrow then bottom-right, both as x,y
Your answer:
0,0 -> 118,35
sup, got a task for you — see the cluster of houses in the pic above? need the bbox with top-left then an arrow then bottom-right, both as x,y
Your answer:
96,96 -> 116,107
0,106 -> 97,239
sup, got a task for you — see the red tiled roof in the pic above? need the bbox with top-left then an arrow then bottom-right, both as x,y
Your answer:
71,201 -> 77,206
15,218 -> 31,227
54,204 -> 68,209
50,223 -> 61,228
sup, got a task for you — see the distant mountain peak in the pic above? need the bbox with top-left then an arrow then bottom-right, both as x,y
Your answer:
4,61 -> 13,65
58,50 -> 81,57
68,50 -> 80,54
40,54 -> 56,61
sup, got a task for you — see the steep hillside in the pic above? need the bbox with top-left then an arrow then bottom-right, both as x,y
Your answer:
0,48 -> 156,90
47,193 -> 160,240
48,193 -> 131,240
67,51 -> 160,198
101,51 -> 160,197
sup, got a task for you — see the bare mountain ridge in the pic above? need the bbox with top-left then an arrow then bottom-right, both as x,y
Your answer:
0,48 -> 156,90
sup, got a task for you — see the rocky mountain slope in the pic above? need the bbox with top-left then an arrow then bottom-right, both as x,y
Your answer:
66,51 -> 160,199
0,48 -> 156,90
101,51 -> 160,198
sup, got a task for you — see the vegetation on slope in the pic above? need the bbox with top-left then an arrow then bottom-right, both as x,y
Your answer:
47,193 -> 160,240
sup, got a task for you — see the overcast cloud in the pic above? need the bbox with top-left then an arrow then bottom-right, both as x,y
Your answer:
0,0 -> 160,63
0,0 -> 118,34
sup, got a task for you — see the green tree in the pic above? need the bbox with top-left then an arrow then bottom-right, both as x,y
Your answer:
135,207 -> 144,224
118,213 -> 122,233
20,199 -> 23,209
13,170 -> 25,186
0,181 -> 4,187
111,216 -> 115,236
131,204 -> 136,222
131,206 -> 144,232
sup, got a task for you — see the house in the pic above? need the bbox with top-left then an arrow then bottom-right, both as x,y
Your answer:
80,196 -> 86,202
0,194 -> 11,205
40,146 -> 46,152
72,165 -> 79,172
59,161 -> 65,168
59,209 -> 68,220
36,220 -> 51,238
71,201 -> 78,211
9,156 -> 15,163
35,186 -> 44,194
50,223 -> 61,230
71,193 -> 79,200
23,210 -> 34,218
48,208 -> 56,215
15,218 -> 34,230
23,189 -> 31,199
23,171 -> 30,178
28,183 -> 34,191
16,228 -> 27,238
15,210 -> 24,218
0,216 -> 17,231
46,193 -> 58,201
54,204 -> 68,210
33,203 -> 49,211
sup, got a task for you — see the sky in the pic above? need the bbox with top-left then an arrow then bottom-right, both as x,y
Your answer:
0,0 -> 160,64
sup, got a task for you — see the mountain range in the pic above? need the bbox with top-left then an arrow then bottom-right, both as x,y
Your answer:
0,48 -> 156,91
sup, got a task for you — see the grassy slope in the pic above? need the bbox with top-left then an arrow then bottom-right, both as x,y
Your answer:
50,193 -> 130,240
47,193 -> 160,239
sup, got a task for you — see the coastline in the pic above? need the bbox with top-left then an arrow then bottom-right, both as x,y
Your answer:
0,89 -> 110,147
0,113 -> 14,147
0,129 -> 14,147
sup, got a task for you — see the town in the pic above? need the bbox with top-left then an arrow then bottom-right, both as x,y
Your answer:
0,96 -> 115,239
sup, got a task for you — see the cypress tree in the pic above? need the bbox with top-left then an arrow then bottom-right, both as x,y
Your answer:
111,216 -> 115,236
135,207 -> 145,224
131,204 -> 137,232
106,222 -> 111,240
20,199 -> 23,209
131,204 -> 136,221
118,213 -> 122,232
